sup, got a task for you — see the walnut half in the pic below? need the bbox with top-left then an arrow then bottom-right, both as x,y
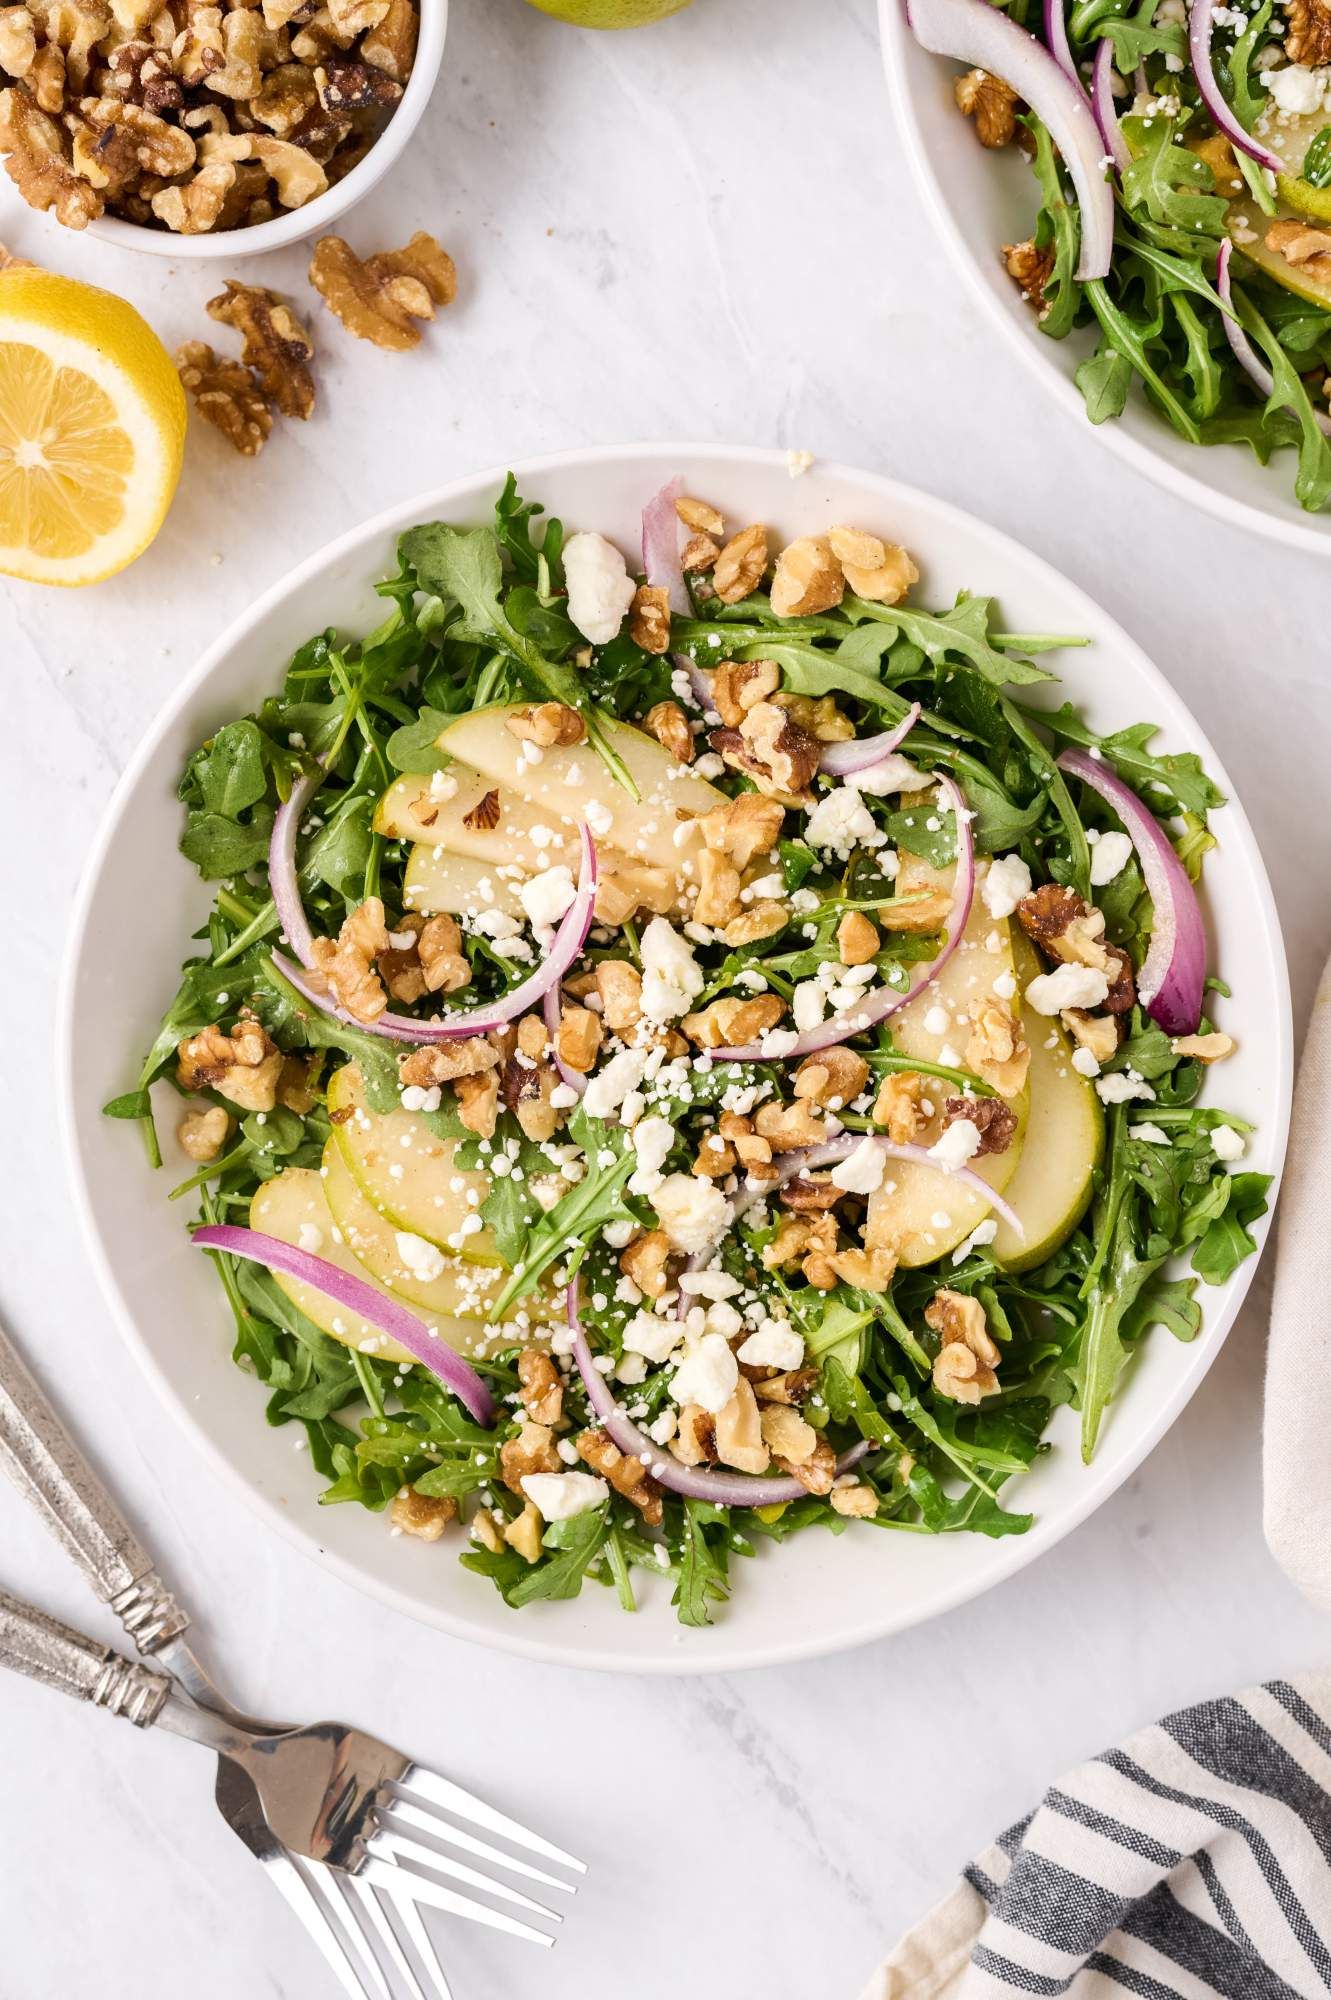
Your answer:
309,229 -> 456,349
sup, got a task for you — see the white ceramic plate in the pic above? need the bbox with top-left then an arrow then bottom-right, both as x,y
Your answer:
60,443 -> 1291,1674
878,0 -> 1331,557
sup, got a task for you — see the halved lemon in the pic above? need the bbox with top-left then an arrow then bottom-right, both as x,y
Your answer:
0,268 -> 185,587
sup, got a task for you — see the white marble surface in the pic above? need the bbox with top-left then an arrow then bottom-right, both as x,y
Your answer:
2,0 -> 1331,1993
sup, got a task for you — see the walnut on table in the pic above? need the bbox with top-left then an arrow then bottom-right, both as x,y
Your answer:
177,339 -> 274,453
308,228 -> 456,349
207,278 -> 315,418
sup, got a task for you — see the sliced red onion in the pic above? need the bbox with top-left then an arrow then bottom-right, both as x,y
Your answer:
783,1133 -> 1025,1239
1091,38 -> 1130,173
1188,0 -> 1283,173
1056,749 -> 1205,1035
712,771 -> 975,1061
907,0 -> 1114,280
544,981 -> 586,1098
641,475 -> 715,712
267,764 -> 324,966
1216,239 -> 1331,438
1045,0 -> 1087,95
272,824 -> 598,1045
567,1287 -> 871,1508
819,703 -> 922,778
192,1225 -> 496,1425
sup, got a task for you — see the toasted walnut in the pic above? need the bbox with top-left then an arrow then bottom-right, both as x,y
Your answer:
578,1427 -> 663,1525
313,49 -> 399,110
177,1016 -> 283,1111
177,1104 -> 232,1161
643,698 -> 692,763
305,897 -> 390,1022
499,1420 -> 560,1495
675,493 -> 723,536
153,161 -> 235,233
206,279 -> 314,418
1287,0 -> 1331,61
681,992 -> 785,1050
681,532 -> 719,571
711,658 -> 779,728
500,1051 -> 561,1145
759,1403 -> 816,1465
627,582 -> 670,654
249,58 -> 318,132
517,1349 -> 562,1427
1002,238 -> 1055,314
0,8 -> 35,75
697,794 -> 784,873
243,130 -> 324,205
769,536 -> 844,618
177,340 -> 270,451
829,1243 -> 897,1292
718,700 -> 822,803
669,1403 -> 716,1467
40,0 -> 108,90
171,3 -> 225,85
505,701 -> 583,747
755,1099 -> 828,1151
711,523 -> 768,604
398,1037 -> 499,1088
594,958 -> 643,1035
773,691 -> 854,744
837,911 -> 879,966
926,1288 -> 1000,1404
785,1436 -> 838,1496
309,229 -> 455,348
391,1487 -> 457,1540
620,1228 -> 670,1299
693,848 -> 742,928
0,85 -> 102,226
720,901 -> 786,948
1172,1032 -> 1235,1063
713,1380 -> 769,1475
830,1482 -> 878,1518
555,1004 -> 601,1074
1017,884 -> 1136,1011
941,1094 -> 1017,1158
594,862 -> 676,928
26,40 -> 63,110
693,1127 -> 737,1179
360,0 -> 414,76
499,1501 -> 541,1563
1063,1007 -> 1118,1066
327,0 -> 388,33
718,1110 -> 776,1179
826,525 -> 919,606
470,1508 -> 504,1555
793,1046 -> 870,1108
873,1069 -> 930,1142
276,1055 -> 316,1114
379,911 -> 469,1002
966,998 -> 1030,1097
453,1069 -> 499,1138
762,1211 -> 836,1270
753,1367 -> 817,1406
954,66 -> 1018,147
516,1015 -> 547,1061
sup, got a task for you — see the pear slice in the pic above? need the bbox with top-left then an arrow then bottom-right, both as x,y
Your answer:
1227,199 -> 1331,307
375,763 -> 584,872
327,1062 -> 499,1263
250,1168 -> 508,1364
991,933 -> 1104,1271
402,844 -> 525,919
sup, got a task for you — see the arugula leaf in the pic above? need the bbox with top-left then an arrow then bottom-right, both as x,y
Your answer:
507,1510 -> 608,1606
180,805 -> 274,880
386,708 -> 454,774
674,1500 -> 736,1627
1191,1172 -> 1271,1284
192,721 -> 269,817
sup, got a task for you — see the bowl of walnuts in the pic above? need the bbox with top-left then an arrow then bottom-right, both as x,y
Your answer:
0,0 -> 446,255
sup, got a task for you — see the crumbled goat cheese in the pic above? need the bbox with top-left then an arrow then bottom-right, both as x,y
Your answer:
639,917 -> 704,1023
519,864 -> 576,930
394,1232 -> 446,1283
1261,61 -> 1330,116
804,786 -> 882,859
1132,1123 -> 1171,1145
585,798 -> 614,838
793,981 -> 827,1031
923,1003 -> 951,1036
928,1119 -> 983,1171
561,531 -> 636,645
297,1222 -> 323,1253
983,853 -> 1033,920
652,1173 -> 730,1253
668,1332 -> 739,1413
737,1320 -> 805,1370
428,767 -> 458,802
1211,1124 -> 1246,1162
1071,1047 -> 1101,1079
846,755 -> 922,797
1095,1069 -> 1156,1105
622,1309 -> 683,1363
1026,964 -> 1111,1014
628,1114 -> 675,1195
1089,830 -> 1134,888
583,1047 -> 648,1119
521,1471 -> 609,1521
400,1083 -> 442,1113
830,1137 -> 888,1195
786,448 -> 814,478
952,1219 -> 998,1264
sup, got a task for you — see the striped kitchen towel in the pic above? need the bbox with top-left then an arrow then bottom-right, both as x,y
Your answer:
862,1675 -> 1331,1999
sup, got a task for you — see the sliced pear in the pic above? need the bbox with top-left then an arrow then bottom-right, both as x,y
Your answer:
327,1063 -> 499,1263
1275,173 -> 1331,224
991,933 -> 1104,1271
375,764 -> 584,873
864,879 -> 1029,1268
435,704 -> 725,876
250,1168 -> 510,1364
1228,200 -> 1331,308
403,844 -> 524,919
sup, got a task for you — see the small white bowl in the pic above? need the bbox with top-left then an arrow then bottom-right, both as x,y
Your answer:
60,444 -> 1291,1674
878,0 -> 1331,557
84,0 -> 447,260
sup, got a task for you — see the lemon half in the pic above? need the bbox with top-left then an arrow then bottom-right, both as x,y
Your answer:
0,268 -> 185,587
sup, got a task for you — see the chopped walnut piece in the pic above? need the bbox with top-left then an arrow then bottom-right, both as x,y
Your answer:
926,1288 -> 1000,1404
713,700 -> 820,803
309,229 -> 455,349
177,1016 -> 283,1111
681,992 -> 785,1050
153,161 -> 236,234
360,0 -> 415,77
784,1436 -> 838,1496
1063,1008 -> 1118,1066
463,787 -> 500,832
593,863 -> 676,928
693,847 -> 742,927
966,998 -> 1029,1097
40,0 -> 108,91
718,1110 -> 777,1180
1016,884 -> 1135,1011
177,341 -> 272,453
0,85 -> 102,226
506,701 -> 583,747
675,493 -> 723,536
711,522 -> 768,604
517,1349 -> 562,1427
1003,238 -> 1055,314
500,1050 -> 561,1144
693,1128 -> 737,1179
941,1094 -> 1017,1158
753,1367 -> 817,1406
643,698 -> 692,763
1287,0 -> 1331,62
306,896 -> 390,1022
1171,1032 -> 1235,1063
755,1099 -> 829,1151
826,527 -> 919,606
578,1427 -> 663,1525
206,279 -> 314,420
669,1403 -> 716,1467
250,59 -> 319,135
830,1482 -> 878,1518
555,1004 -> 601,1074
453,1069 -> 498,1138
379,912 -> 469,1002
498,1420 -> 561,1495
793,1046 -> 870,1108
681,532 -> 719,571
697,791 -> 784,868
0,8 -> 35,75
769,536 -> 844,618
837,911 -> 879,966
326,0 -> 389,36
620,1228 -> 670,1299
595,959 -> 643,1034
26,39 -> 62,111
720,901 -> 786,948
276,1055 -> 316,1114
759,1404 -> 817,1465
500,1501 -> 541,1563
829,1243 -> 897,1291
178,1104 -> 232,1161
713,1380 -> 769,1475
314,50 -> 399,110
954,66 -> 1018,147
711,658 -> 779,728
762,1211 -> 836,1271
398,1037 -> 500,1088
629,582 -> 670,654
391,1487 -> 457,1540
873,1069 -> 930,1142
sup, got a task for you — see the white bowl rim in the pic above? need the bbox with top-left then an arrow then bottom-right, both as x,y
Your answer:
82,0 -> 447,260
877,0 -> 1331,559
58,440 -> 1294,1674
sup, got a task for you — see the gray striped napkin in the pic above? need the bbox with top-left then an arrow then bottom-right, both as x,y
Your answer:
862,1675 -> 1331,1999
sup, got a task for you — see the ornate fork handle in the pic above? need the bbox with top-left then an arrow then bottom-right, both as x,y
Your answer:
0,1312 -> 189,1652
0,1589 -> 171,1725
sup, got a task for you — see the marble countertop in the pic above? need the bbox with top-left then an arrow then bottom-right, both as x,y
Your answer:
3,0 -> 1331,1992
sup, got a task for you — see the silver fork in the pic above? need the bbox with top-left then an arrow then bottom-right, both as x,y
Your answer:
0,1310 -> 585,1995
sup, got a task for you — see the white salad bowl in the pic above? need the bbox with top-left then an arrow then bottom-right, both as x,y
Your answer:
878,0 -> 1331,558
59,442 -> 1291,1675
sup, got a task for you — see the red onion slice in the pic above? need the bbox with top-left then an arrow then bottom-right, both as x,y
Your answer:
787,1133 -> 1025,1239
906,0 -> 1114,279
268,764 -> 324,966
712,771 -> 976,1061
819,703 -> 922,778
1056,749 -> 1206,1035
1091,38 -> 1130,174
192,1224 -> 496,1425
271,823 -> 598,1045
567,1286 -> 871,1508
1045,0 -> 1088,95
1216,240 -> 1331,438
1188,0 -> 1283,174
641,476 -> 714,713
